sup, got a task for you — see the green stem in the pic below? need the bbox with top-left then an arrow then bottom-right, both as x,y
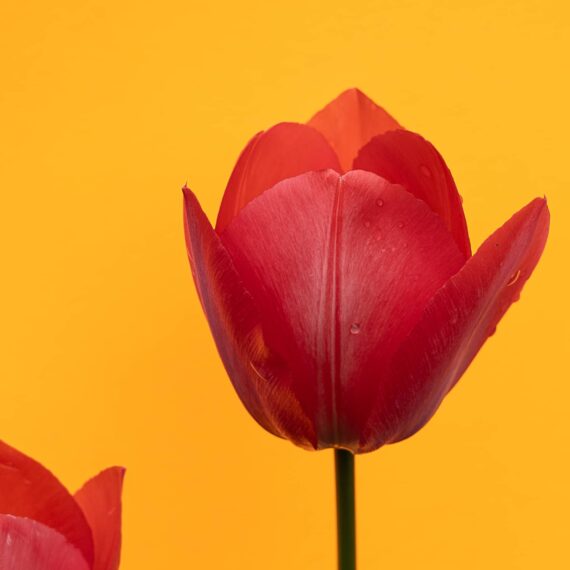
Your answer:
335,449 -> 356,570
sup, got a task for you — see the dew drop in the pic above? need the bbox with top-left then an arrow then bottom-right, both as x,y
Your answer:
506,269 -> 521,287
420,164 -> 432,178
376,198 -> 384,207
350,323 -> 361,335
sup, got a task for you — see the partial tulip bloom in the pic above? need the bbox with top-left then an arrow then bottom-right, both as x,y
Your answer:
183,89 -> 549,453
0,440 -> 124,570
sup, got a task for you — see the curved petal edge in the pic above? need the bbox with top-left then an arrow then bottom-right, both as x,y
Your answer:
0,440 -> 94,566
215,122 -> 340,232
361,198 -> 550,452
354,129 -> 471,258
0,515 -> 90,570
74,467 -> 125,570
184,187 -> 318,449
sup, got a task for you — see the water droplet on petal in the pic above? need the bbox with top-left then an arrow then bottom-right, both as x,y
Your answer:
506,269 -> 521,286
420,164 -> 432,178
376,198 -> 384,207
350,323 -> 361,335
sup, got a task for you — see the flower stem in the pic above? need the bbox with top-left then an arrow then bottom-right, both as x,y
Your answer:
335,449 -> 356,570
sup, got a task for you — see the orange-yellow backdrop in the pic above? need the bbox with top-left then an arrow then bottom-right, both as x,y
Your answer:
1,1 -> 568,568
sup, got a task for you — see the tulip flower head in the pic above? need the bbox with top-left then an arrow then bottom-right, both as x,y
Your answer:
183,88 -> 549,453
0,440 -> 124,570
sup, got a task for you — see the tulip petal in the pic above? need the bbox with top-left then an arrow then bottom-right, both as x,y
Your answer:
221,170 -> 465,450
362,198 -> 549,452
0,515 -> 90,570
184,187 -> 318,449
354,130 -> 471,258
215,122 -> 341,232
307,89 -> 401,171
0,441 -> 94,566
74,467 -> 125,570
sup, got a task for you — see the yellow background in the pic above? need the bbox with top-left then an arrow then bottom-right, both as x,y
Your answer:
1,1 -> 568,568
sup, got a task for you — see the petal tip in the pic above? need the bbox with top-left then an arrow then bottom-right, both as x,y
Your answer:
308,88 -> 401,171
105,465 -> 126,479
331,87 -> 373,104
182,184 -> 193,199
527,196 -> 550,228
182,186 -> 204,216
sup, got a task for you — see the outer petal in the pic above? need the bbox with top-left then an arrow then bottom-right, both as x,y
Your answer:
74,467 -> 125,570
215,122 -> 340,232
0,440 -> 94,566
362,198 -> 549,452
184,187 -> 318,449
0,515 -> 90,570
220,170 -> 464,450
354,130 -> 471,258
307,89 -> 401,171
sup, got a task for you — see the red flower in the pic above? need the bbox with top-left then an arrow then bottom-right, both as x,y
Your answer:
183,89 -> 549,453
0,440 -> 124,570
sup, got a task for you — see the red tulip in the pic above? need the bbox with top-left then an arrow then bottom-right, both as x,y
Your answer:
0,440 -> 124,570
183,88 -> 549,454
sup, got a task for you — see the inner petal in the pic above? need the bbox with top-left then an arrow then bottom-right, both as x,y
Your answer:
221,169 -> 464,449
